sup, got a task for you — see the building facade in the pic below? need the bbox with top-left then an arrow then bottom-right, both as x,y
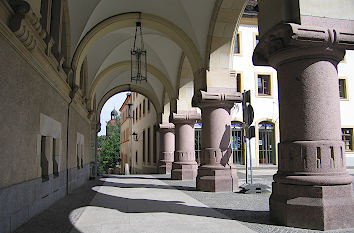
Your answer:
119,92 -> 159,174
227,18 -> 354,167
1,0 -> 354,231
119,94 -> 131,174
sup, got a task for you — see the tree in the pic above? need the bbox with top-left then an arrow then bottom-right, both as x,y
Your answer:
97,135 -> 106,148
97,117 -> 121,174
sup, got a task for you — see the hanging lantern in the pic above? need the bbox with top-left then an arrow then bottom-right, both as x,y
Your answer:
131,21 -> 147,83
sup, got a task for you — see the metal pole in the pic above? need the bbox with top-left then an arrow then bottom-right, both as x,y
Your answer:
130,115 -> 134,174
245,135 -> 249,184
249,137 -> 253,184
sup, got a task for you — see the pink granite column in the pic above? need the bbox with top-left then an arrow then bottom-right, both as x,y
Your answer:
193,91 -> 241,192
171,111 -> 200,180
253,23 -> 354,230
158,123 -> 175,174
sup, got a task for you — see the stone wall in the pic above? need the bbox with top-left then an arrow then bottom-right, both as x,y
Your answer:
0,20 -> 92,233
0,165 -> 90,233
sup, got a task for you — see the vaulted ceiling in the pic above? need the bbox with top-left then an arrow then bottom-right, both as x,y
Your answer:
66,0 -> 247,115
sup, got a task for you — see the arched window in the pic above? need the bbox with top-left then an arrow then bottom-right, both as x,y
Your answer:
194,122 -> 202,165
231,121 -> 244,164
258,121 -> 276,164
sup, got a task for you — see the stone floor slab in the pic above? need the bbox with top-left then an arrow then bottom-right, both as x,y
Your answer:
13,169 -> 354,233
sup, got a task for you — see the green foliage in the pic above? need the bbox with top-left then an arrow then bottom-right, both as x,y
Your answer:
97,117 -> 121,174
97,135 -> 106,148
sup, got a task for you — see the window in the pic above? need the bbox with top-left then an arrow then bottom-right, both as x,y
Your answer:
135,108 -> 138,121
139,104 -> 142,119
234,33 -> 241,54
342,128 -> 353,151
259,122 -> 276,164
76,144 -> 80,169
231,122 -> 244,164
143,99 -> 146,116
148,100 -> 150,113
136,151 -> 138,163
195,123 -> 202,165
230,71 -> 242,92
143,130 -> 146,163
147,127 -> 151,163
257,74 -> 271,96
53,138 -> 59,177
153,125 -> 157,163
133,110 -> 135,123
41,136 -> 49,182
339,79 -> 347,99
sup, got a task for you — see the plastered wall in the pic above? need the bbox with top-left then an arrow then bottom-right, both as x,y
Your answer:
0,32 -> 91,190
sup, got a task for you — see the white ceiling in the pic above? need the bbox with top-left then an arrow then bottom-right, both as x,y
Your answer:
67,0 -> 218,112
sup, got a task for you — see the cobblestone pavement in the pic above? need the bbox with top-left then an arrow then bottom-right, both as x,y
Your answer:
14,167 -> 354,233
161,166 -> 354,233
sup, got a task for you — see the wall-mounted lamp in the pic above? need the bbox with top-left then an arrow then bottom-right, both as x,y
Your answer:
132,132 -> 138,141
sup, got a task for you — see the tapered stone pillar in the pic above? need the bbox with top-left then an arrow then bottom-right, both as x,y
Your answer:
171,111 -> 200,180
158,123 -> 175,174
253,23 -> 354,230
193,91 -> 241,192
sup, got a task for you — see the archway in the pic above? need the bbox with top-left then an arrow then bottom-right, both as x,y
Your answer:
89,61 -> 176,110
72,12 -> 203,88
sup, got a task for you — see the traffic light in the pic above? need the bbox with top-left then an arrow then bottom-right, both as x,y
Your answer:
242,90 -> 254,126
242,90 -> 255,139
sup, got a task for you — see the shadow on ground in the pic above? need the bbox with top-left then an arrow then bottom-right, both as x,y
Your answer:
15,175 -> 272,233
101,179 -> 196,191
14,180 -> 103,233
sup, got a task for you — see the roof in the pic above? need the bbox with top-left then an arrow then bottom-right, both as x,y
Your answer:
119,94 -> 131,112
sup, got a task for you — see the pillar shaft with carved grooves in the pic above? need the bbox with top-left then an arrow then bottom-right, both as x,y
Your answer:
193,91 -> 242,192
158,123 -> 175,174
253,23 -> 354,230
171,111 -> 200,180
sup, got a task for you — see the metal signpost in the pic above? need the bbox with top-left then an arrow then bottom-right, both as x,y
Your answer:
240,90 -> 269,194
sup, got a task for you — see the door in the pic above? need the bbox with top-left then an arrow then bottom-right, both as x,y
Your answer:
231,121 -> 244,164
258,121 -> 275,164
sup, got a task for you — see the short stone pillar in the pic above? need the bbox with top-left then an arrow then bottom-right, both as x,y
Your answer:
158,123 -> 175,174
193,91 -> 241,192
171,111 -> 200,180
253,23 -> 354,230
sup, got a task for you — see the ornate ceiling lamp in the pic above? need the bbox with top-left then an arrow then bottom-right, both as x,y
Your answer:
131,19 -> 147,83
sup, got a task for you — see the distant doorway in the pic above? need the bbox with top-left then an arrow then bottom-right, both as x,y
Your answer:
195,123 -> 202,165
231,121 -> 244,164
258,121 -> 275,164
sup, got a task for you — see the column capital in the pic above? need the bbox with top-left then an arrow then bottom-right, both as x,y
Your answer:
171,111 -> 201,124
159,123 -> 175,133
253,23 -> 354,68
192,90 -> 242,109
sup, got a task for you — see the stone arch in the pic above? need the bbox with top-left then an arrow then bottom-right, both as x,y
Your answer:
89,61 -> 176,110
97,84 -> 163,122
206,0 -> 248,65
61,0 -> 71,69
72,12 -> 203,87
196,0 -> 247,93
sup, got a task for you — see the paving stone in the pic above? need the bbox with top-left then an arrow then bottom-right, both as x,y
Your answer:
12,169 -> 354,233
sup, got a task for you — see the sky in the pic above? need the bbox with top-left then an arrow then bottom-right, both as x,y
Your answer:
98,92 -> 130,136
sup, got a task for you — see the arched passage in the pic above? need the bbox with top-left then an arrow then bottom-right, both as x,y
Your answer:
97,84 -> 162,125
72,12 -> 203,87
89,61 -> 176,110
